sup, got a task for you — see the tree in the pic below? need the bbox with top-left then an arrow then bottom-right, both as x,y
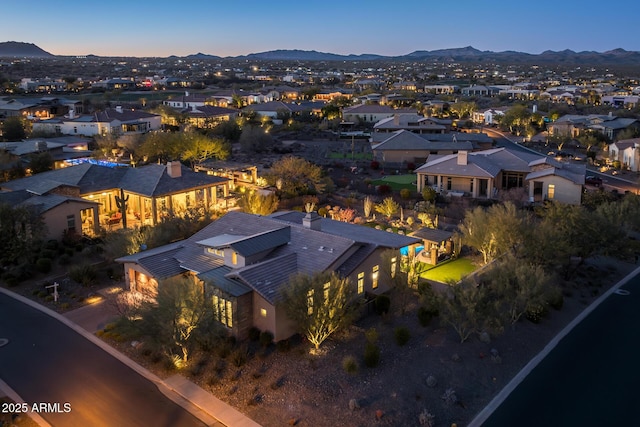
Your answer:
28,151 -> 53,174
181,132 -> 230,167
139,275 -> 210,364
0,203 -> 46,265
439,279 -> 501,343
238,124 -> 274,154
279,271 -> 356,351
267,156 -> 326,197
374,197 -> 400,220
237,190 -> 279,216
1,116 -> 27,141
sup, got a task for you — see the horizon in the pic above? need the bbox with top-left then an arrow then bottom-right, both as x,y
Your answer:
3,0 -> 640,57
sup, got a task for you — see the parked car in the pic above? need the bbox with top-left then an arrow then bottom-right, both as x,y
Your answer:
585,175 -> 603,186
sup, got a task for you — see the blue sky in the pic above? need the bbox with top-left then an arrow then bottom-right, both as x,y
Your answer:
3,0 -> 640,57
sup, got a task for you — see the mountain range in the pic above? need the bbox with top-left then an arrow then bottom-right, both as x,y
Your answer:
3,41 -> 640,65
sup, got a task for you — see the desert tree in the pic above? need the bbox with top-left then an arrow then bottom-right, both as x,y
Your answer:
374,197 -> 400,220
180,132 -> 230,167
139,274 -> 211,365
267,156 -> 326,197
237,190 -> 279,216
279,271 -> 356,351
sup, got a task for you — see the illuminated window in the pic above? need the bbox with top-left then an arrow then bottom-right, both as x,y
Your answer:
391,257 -> 397,278
260,308 -> 267,317
372,265 -> 379,289
548,184 -> 555,200
357,272 -> 364,294
231,252 -> 238,265
307,289 -> 314,315
206,247 -> 224,257
212,295 -> 233,328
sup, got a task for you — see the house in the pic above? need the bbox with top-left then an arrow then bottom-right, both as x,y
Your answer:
372,130 -> 483,167
0,161 -> 230,232
609,138 -> 640,171
372,114 -> 451,141
0,189 -> 100,240
342,104 -> 417,124
0,136 -> 93,170
460,85 -> 501,97
0,96 -> 80,120
116,210 -> 420,341
424,85 -> 458,95
471,108 -> 508,126
162,91 -> 209,109
548,113 -> 640,140
183,105 -> 238,129
415,147 -> 585,205
32,106 -> 162,137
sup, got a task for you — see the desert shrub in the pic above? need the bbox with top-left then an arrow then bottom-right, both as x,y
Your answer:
40,249 -> 56,260
276,339 -> 291,353
2,273 -> 18,287
394,326 -> 410,346
58,254 -> 71,265
377,184 -> 392,195
231,345 -> 250,367
36,257 -> 52,273
69,263 -> 97,287
342,355 -> 359,374
546,286 -> 564,310
216,339 -> 233,359
365,327 -> 378,343
374,295 -> 391,315
417,306 -> 436,327
364,342 -> 380,368
259,331 -> 274,348
317,207 -> 328,217
44,239 -> 59,250
400,188 -> 412,199
525,302 -> 548,324
370,160 -> 380,170
248,327 -> 261,341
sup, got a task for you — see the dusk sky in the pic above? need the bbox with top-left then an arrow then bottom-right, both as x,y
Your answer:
4,0 -> 640,58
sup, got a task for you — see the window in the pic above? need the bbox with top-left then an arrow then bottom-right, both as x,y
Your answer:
446,177 -> 452,190
307,289 -> 314,315
470,179 -> 474,193
372,265 -> 379,289
231,251 -> 238,265
260,308 -> 267,317
206,247 -> 224,257
548,184 -> 555,200
212,295 -> 233,328
391,257 -> 397,278
66,215 -> 76,232
357,272 -> 364,294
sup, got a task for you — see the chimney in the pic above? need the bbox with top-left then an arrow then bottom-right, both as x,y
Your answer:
393,114 -> 400,125
185,91 -> 189,97
532,104 -> 537,113
68,108 -> 75,119
167,161 -> 182,178
302,212 -> 321,231
457,151 -> 468,165
609,111 -> 613,118
115,105 -> 123,113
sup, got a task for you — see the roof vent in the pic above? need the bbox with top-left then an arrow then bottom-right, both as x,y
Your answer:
302,246 -> 308,250
328,248 -> 334,253
319,246 -> 325,251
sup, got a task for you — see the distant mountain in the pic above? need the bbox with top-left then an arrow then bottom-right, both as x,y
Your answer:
237,49 -> 385,61
3,42 -> 640,65
0,41 -> 53,58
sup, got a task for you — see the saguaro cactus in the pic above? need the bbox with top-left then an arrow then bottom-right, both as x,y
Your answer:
115,188 -> 129,228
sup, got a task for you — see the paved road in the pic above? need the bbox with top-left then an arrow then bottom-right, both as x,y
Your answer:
477,271 -> 640,426
0,292 -> 207,427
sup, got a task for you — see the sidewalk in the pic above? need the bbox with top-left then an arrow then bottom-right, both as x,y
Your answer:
0,286 -> 262,427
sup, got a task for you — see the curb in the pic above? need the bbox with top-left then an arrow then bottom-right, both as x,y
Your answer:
0,287 -> 223,426
468,264 -> 640,426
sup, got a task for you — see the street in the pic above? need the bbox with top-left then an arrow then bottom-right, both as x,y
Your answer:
475,269 -> 640,426
0,292 -> 207,427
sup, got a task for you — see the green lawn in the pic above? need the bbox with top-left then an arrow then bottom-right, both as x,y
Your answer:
327,152 -> 373,160
371,174 -> 417,191
418,257 -> 476,283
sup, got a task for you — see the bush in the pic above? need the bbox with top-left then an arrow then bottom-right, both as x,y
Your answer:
546,286 -> 564,310
417,306 -> 437,327
276,339 -> 291,353
231,346 -> 250,367
342,355 -> 359,374
36,258 -> 52,273
69,263 -> 97,287
58,254 -> 71,265
525,302 -> 548,324
364,342 -> 380,368
248,327 -> 261,341
400,188 -> 412,199
377,184 -> 392,195
259,331 -> 274,348
317,207 -> 328,217
374,295 -> 391,315
370,160 -> 380,170
394,326 -> 410,346
41,249 -> 56,260
365,328 -> 378,344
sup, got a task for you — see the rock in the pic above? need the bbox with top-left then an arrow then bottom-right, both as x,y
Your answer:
451,353 -> 461,362
490,348 -> 499,357
348,399 -> 360,411
425,375 -> 438,388
491,354 -> 502,364
479,331 -> 491,343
